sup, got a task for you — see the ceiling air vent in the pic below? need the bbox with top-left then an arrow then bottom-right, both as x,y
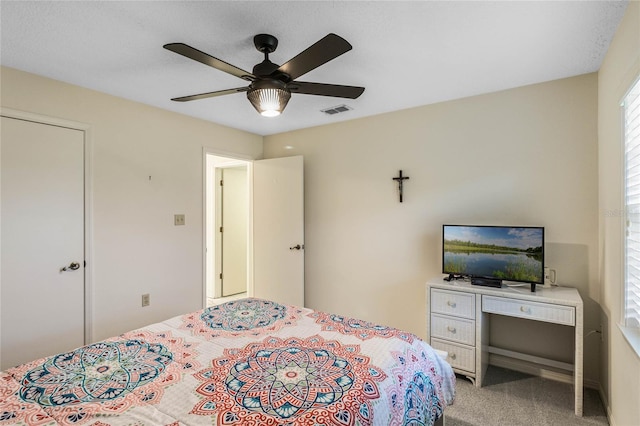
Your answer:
321,104 -> 352,115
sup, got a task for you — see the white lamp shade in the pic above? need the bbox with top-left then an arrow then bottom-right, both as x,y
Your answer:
247,86 -> 291,117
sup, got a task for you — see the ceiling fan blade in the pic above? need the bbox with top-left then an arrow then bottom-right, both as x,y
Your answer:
171,87 -> 249,102
277,34 -> 352,81
288,81 -> 365,99
164,43 -> 255,81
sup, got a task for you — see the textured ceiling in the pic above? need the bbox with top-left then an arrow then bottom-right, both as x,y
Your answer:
0,1 -> 628,136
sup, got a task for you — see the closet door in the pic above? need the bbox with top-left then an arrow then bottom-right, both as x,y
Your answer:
1,116 -> 85,369
220,165 -> 248,297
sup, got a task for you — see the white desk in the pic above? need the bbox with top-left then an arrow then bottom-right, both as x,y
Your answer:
426,277 -> 584,416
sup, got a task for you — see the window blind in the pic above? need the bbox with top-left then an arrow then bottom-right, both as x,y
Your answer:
625,79 -> 640,328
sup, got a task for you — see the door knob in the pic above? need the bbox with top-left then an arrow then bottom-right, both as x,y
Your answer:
60,262 -> 81,272
289,244 -> 304,250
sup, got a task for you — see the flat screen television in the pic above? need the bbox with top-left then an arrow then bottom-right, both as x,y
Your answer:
442,225 -> 544,292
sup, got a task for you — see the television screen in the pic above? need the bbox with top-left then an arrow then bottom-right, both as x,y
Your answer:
442,225 -> 544,284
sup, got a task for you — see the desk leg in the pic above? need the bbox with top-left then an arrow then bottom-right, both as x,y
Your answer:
476,299 -> 489,387
575,303 -> 584,416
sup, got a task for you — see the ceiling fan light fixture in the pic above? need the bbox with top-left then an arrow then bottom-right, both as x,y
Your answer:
166,33 -> 364,117
247,80 -> 291,117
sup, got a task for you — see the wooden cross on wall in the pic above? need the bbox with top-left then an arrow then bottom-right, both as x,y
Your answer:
392,170 -> 409,203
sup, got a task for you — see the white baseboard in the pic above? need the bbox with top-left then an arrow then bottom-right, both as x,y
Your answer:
597,381 -> 615,426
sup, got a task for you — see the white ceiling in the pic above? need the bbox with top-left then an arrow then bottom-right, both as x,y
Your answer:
0,1 -> 628,136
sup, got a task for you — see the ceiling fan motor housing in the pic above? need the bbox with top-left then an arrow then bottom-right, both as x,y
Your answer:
249,78 -> 287,91
252,59 -> 281,78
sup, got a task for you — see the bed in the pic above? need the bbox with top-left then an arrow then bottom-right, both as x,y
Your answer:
0,298 -> 455,425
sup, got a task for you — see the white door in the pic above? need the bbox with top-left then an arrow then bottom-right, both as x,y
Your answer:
1,116 -> 85,370
253,155 -> 304,307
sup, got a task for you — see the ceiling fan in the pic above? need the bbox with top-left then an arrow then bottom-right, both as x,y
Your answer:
164,33 -> 365,117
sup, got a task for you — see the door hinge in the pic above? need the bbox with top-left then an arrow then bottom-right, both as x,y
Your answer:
219,273 -> 223,280
220,226 -> 223,233
220,179 -> 223,186
84,260 -> 87,267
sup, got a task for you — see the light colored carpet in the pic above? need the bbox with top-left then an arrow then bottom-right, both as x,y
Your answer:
444,366 -> 608,426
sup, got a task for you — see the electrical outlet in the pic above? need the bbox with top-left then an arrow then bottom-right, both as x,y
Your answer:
142,293 -> 150,307
174,214 -> 185,226
543,267 -> 556,286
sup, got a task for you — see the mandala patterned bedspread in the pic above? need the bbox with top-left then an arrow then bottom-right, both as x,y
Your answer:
0,298 -> 455,426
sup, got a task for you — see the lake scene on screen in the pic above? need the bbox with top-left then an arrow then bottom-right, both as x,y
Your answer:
443,226 -> 543,283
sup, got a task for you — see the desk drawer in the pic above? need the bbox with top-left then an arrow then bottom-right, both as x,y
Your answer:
431,338 -> 475,373
482,295 -> 575,326
431,289 -> 475,319
431,313 -> 475,345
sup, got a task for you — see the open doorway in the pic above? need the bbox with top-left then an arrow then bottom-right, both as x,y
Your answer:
204,153 -> 305,308
205,153 -> 251,306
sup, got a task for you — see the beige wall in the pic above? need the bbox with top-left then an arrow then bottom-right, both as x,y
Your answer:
598,1 -> 640,425
265,73 -> 601,383
0,66 -> 263,341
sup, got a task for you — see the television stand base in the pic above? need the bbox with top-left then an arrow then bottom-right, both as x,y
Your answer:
471,277 -> 502,288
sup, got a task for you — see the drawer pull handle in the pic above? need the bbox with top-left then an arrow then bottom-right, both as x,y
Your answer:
447,301 -> 457,308
447,326 -> 456,333
520,306 -> 531,314
449,353 -> 457,360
